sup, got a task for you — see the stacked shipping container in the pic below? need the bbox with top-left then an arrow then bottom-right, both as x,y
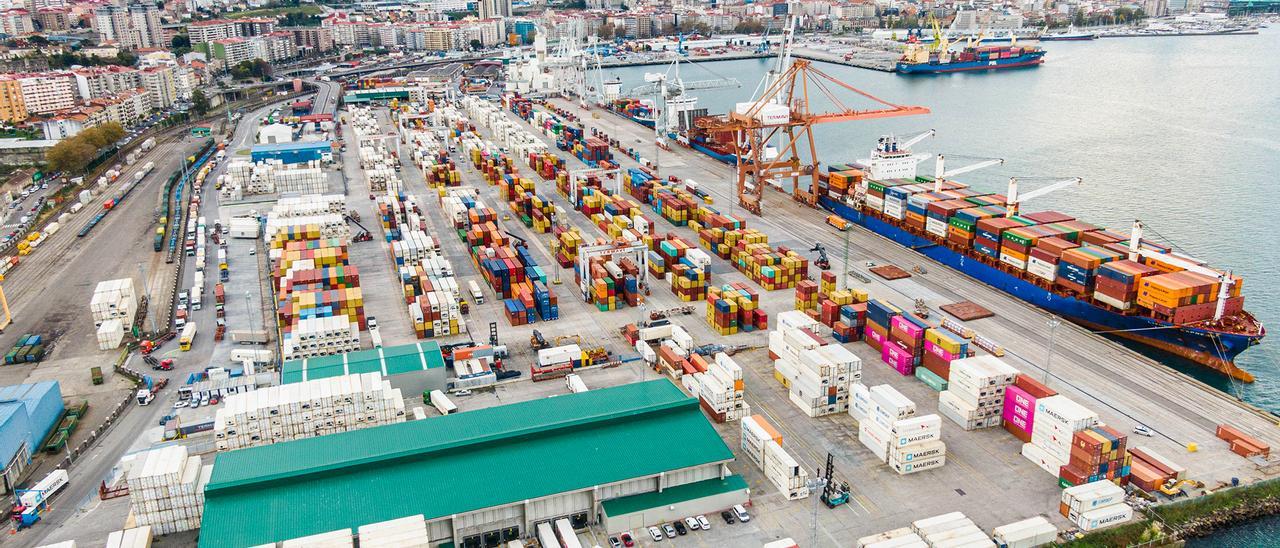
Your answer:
741,415 -> 810,500
213,372 -> 406,451
1021,395 -> 1099,477
769,312 -> 859,417
127,445 -> 212,535
937,356 -> 1018,431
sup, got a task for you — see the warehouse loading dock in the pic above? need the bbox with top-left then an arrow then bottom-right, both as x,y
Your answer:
280,341 -> 448,398
601,475 -> 749,534
197,380 -> 738,548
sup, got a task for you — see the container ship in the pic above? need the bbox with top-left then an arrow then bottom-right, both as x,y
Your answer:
817,136 -> 1264,381
897,43 -> 1045,74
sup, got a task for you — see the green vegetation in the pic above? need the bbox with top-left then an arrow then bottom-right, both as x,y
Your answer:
192,89 -> 211,115
223,3 -> 322,19
46,123 -> 125,174
230,59 -> 272,81
1066,479 -> 1280,547
41,50 -> 138,69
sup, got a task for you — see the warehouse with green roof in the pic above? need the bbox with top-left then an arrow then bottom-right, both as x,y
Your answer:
198,379 -> 749,547
280,341 -> 447,397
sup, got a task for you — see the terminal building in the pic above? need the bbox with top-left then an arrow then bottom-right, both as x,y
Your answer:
250,140 -> 333,165
0,381 -> 64,494
280,341 -> 448,398
198,380 -> 749,547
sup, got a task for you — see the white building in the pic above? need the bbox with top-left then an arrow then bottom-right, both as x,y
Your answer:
18,73 -> 75,114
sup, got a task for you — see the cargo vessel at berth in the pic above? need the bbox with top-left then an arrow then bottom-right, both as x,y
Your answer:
896,43 -> 1045,74
818,136 -> 1264,381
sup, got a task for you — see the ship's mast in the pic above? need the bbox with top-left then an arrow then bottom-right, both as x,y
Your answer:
1129,220 -> 1235,322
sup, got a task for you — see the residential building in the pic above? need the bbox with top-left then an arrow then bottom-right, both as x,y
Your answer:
73,65 -> 141,101
375,23 -> 399,48
421,27 -> 454,51
0,77 -> 27,123
477,0 -> 512,19
32,7 -> 67,31
124,3 -> 163,50
17,73 -> 75,114
253,32 -> 298,62
140,65 -> 178,109
187,19 -> 236,44
234,17 -> 274,37
0,8 -> 33,34
429,0 -> 468,12
209,37 -> 255,66
93,4 -> 128,43
40,105 -> 107,139
91,87 -> 151,128
282,26 -> 333,54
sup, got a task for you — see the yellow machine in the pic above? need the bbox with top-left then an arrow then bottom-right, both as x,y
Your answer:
1158,479 -> 1204,496
0,277 -> 12,332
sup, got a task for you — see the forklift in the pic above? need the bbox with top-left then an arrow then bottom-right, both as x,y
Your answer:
819,453 -> 851,508
530,329 -> 550,351
810,243 -> 831,271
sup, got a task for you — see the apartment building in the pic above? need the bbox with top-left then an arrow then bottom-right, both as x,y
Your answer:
73,65 -> 141,101
0,78 -> 26,124
187,19 -> 236,44
0,8 -> 33,35
17,73 -> 75,114
140,65 -> 178,109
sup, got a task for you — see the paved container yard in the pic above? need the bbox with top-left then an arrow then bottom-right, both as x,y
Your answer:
362,93 -> 1280,546
9,82 -> 1280,548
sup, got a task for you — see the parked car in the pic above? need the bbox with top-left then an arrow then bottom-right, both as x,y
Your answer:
684,517 -> 700,531
619,532 -> 634,547
696,515 -> 711,530
647,527 -> 663,542
733,504 -> 751,522
608,537 -> 621,548
662,524 -> 677,538
720,511 -> 735,524
672,521 -> 686,536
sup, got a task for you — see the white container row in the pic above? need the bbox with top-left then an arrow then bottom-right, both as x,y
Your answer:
859,383 -> 917,433
393,230 -> 442,266
215,373 -> 405,450
762,439 -> 810,500
1023,394 -> 1099,473
1062,480 -> 1127,522
911,512 -> 990,547
937,389 -> 1002,431
281,318 -> 361,361
990,516 -> 1057,548
264,213 -> 350,243
856,527 -> 927,548
740,414 -> 781,470
276,194 -> 347,216
105,526 -> 151,548
357,514 -> 430,548
127,445 -> 212,535
97,319 -> 125,350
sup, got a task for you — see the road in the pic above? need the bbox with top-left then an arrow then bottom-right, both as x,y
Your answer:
3,93 -> 316,548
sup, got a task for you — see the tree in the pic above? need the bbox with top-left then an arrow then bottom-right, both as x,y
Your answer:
172,34 -> 191,52
734,20 -> 766,34
192,89 -> 210,115
661,23 -> 677,36
597,23 -> 615,40
470,39 -> 483,51
115,51 -> 138,66
47,140 -> 94,173
1072,10 -> 1086,27
77,123 -> 125,149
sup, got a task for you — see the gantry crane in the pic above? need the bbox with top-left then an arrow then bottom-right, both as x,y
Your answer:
711,60 -> 930,214
629,58 -> 740,172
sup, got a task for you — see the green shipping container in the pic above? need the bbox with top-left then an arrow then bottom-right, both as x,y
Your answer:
915,367 -> 948,391
948,217 -> 975,231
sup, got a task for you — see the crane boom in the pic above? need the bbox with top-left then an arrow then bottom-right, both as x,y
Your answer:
933,154 -> 1004,191
1130,221 -> 1235,322
900,129 -> 936,150
1005,176 -> 1082,216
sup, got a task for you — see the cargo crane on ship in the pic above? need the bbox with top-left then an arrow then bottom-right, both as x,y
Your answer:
629,58 -> 741,173
706,14 -> 930,215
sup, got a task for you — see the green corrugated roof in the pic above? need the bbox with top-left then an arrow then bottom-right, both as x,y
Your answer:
280,341 -> 444,384
198,380 -> 734,548
601,475 -> 748,518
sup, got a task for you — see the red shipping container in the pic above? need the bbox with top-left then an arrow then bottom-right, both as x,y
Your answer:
1014,374 -> 1056,399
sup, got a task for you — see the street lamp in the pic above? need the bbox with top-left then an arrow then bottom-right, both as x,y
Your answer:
807,477 -> 828,548
1043,315 -> 1061,384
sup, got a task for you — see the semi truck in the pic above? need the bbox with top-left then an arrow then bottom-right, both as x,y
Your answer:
179,322 -> 197,351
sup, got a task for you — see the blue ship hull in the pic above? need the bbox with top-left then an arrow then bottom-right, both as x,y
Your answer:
897,52 -> 1046,74
690,139 -> 737,165
819,196 -> 1261,380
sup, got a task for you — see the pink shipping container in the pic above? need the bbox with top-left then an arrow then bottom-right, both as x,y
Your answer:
882,342 -> 915,375
1002,384 -> 1038,437
865,325 -> 887,346
890,315 -> 926,339
924,340 -> 957,361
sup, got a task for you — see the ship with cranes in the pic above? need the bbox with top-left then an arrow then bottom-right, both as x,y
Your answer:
896,19 -> 1045,74
566,16 -> 1263,379
817,133 -> 1264,380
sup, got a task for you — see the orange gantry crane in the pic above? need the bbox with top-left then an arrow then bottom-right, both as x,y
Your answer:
711,60 -> 930,215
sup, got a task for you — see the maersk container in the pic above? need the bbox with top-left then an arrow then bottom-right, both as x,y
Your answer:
991,516 -> 1057,548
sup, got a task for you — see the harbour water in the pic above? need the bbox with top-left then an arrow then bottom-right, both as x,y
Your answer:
599,28 -> 1280,412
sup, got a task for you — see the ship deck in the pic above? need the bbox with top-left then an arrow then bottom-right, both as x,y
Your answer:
502,96 -> 1280,539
